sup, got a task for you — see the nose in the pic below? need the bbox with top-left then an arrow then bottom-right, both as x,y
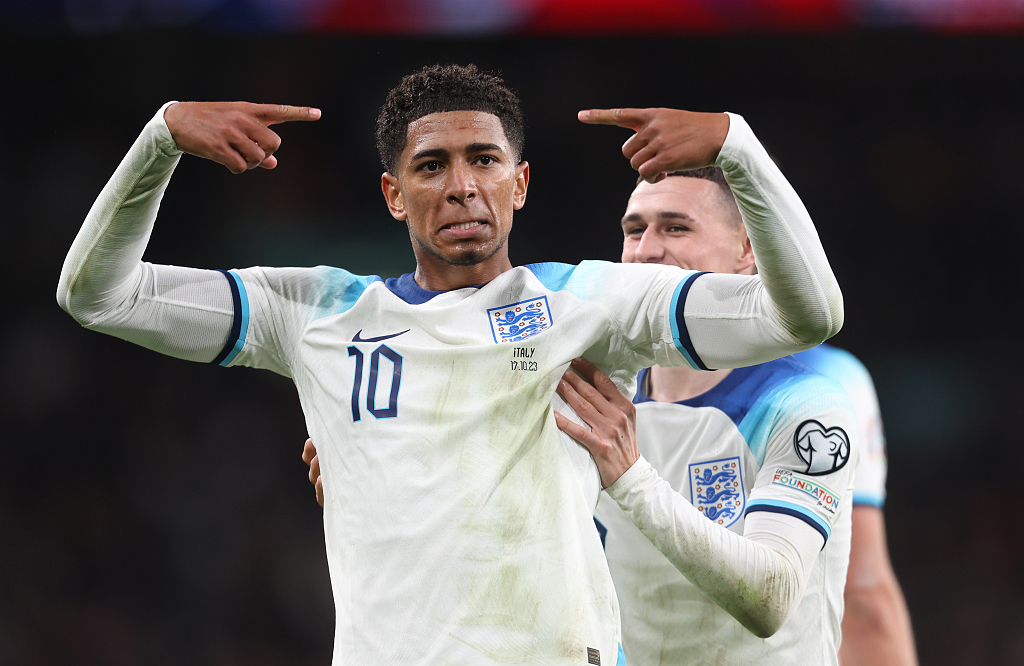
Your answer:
633,228 -> 665,263
446,162 -> 477,205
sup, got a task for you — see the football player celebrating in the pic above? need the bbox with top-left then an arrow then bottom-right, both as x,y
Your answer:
58,65 -> 842,665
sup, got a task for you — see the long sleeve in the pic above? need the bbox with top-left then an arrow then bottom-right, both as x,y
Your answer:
56,104 -> 236,362
605,456 -> 824,638
679,113 -> 843,370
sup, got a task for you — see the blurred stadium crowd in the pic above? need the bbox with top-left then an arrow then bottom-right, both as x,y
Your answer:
8,0 -> 1024,33
2,9 -> 1024,666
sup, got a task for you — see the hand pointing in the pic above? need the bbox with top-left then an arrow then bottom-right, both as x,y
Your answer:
578,107 -> 729,183
164,101 -> 321,174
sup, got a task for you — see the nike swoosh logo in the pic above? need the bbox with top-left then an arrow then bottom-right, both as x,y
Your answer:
352,329 -> 410,343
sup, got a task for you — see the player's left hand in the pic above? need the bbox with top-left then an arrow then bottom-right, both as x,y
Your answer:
301,438 -> 324,507
554,358 -> 639,489
578,107 -> 730,183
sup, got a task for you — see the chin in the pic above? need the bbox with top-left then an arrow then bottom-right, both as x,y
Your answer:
441,236 -> 507,267
443,248 -> 492,266
412,228 -> 508,269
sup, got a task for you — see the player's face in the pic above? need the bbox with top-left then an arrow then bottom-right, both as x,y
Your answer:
382,111 -> 529,273
620,177 -> 754,275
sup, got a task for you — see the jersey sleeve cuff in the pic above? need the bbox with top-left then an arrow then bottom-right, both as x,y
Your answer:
604,455 -> 654,499
852,491 -> 886,509
745,498 -> 830,547
670,272 -> 710,371
211,270 -> 249,366
151,101 -> 183,157
714,112 -> 752,174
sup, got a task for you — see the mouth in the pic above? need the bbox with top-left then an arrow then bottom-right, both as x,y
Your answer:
439,220 -> 489,239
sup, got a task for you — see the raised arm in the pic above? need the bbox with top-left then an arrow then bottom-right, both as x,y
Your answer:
56,102 -> 319,362
580,108 -> 843,369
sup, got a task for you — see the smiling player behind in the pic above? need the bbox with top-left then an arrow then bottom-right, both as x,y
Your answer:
551,167 -> 910,665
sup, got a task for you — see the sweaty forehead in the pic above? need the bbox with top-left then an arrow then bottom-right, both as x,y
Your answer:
404,111 -> 509,151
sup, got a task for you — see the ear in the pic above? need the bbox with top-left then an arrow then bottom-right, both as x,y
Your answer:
735,228 -> 756,275
382,172 -> 407,221
512,161 -> 530,210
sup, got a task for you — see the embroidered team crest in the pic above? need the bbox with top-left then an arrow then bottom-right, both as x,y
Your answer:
488,297 -> 553,343
794,419 -> 850,476
689,457 -> 745,527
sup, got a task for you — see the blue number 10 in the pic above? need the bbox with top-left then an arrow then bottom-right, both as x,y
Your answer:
347,344 -> 403,422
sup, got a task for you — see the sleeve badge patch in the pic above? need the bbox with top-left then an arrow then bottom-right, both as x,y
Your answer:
688,457 -> 745,527
794,419 -> 850,476
771,470 -> 842,516
488,297 -> 552,343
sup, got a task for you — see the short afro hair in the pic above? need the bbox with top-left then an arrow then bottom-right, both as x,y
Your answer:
376,64 -> 525,175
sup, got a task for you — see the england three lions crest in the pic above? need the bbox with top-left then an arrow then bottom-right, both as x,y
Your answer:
488,297 -> 553,343
794,419 -> 850,476
689,457 -> 745,527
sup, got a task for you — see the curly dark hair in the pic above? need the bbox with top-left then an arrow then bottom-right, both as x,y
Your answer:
376,64 -> 525,175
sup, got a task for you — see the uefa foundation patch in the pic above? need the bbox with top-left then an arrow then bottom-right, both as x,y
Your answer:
771,470 -> 841,516
689,457 -> 745,527
488,297 -> 552,343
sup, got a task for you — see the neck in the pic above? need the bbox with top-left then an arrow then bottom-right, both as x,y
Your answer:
645,364 -> 733,403
412,254 -> 513,291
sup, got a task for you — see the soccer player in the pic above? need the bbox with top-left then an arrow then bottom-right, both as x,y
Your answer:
549,168 -> 912,664
57,64 -> 842,665
792,345 -> 918,666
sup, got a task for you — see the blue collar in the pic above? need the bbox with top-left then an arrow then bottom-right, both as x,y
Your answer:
384,272 -> 483,305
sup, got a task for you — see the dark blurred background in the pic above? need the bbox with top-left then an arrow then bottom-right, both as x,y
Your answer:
2,1 -> 1023,664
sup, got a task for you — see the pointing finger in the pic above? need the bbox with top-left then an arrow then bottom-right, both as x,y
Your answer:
254,103 -> 322,126
578,108 -> 651,130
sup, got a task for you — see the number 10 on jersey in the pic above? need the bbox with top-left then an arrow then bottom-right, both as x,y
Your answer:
348,344 -> 403,422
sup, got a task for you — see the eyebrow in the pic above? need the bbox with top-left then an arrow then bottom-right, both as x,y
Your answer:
410,143 -> 505,164
466,142 -> 504,154
621,211 -> 694,227
411,148 -> 450,162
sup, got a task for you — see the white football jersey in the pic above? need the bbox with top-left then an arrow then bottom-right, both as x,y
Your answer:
595,358 -> 857,666
222,261 -> 698,666
792,344 -> 887,507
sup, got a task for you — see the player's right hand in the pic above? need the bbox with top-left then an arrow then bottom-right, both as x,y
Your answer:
164,102 -> 321,174
301,438 -> 324,507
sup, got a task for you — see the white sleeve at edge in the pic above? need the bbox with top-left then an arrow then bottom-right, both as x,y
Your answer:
606,455 -> 824,638
56,104 -> 235,363
681,113 -> 844,369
